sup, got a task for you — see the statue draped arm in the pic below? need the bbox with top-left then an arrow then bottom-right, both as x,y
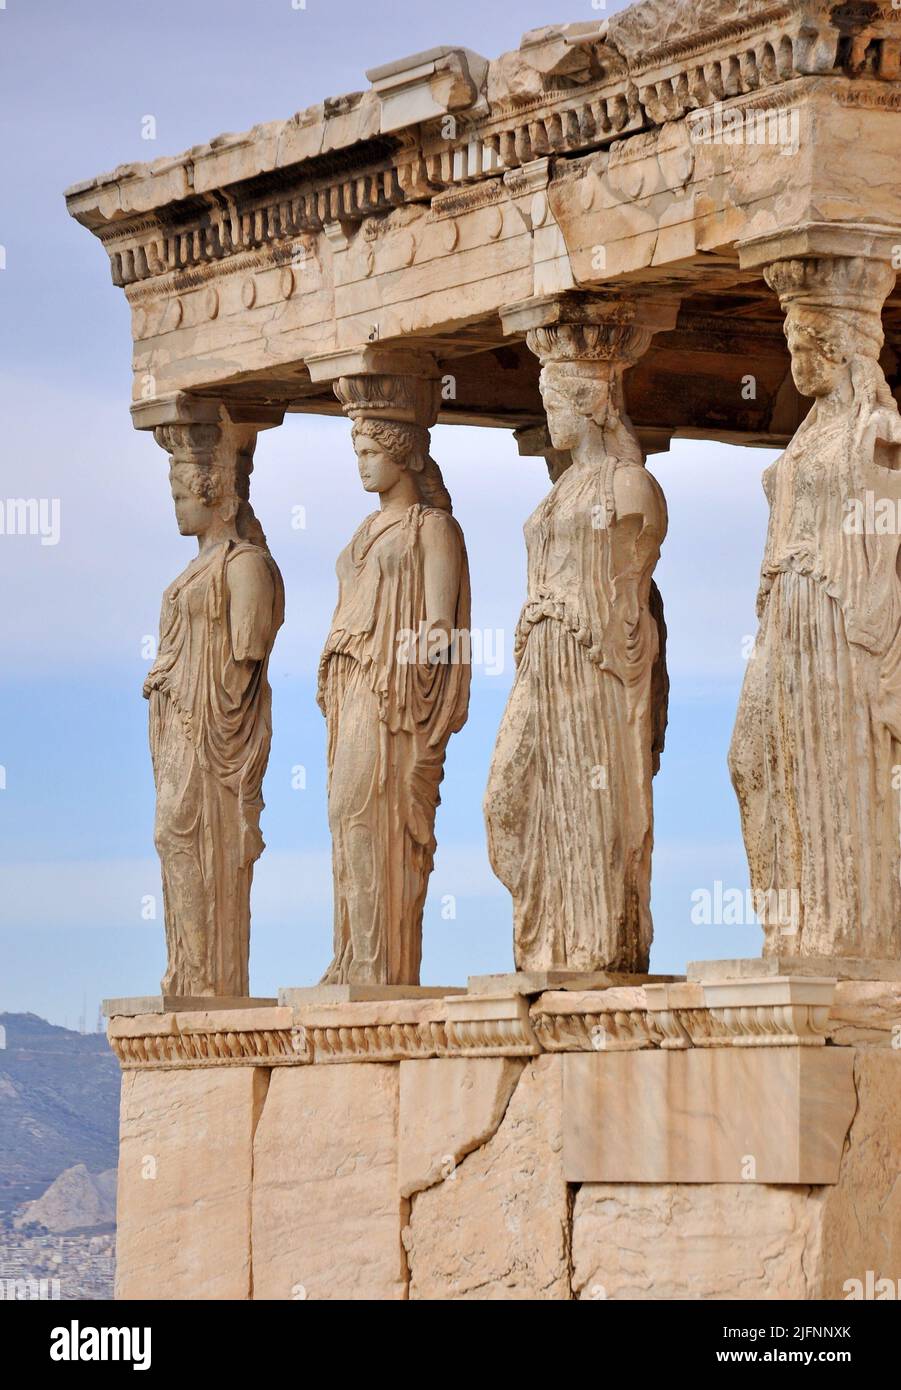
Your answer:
228,550 -> 276,663
608,466 -> 667,613
865,405 -> 901,481
421,512 -> 462,664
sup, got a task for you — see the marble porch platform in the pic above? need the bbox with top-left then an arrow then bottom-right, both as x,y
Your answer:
104,968 -> 901,1300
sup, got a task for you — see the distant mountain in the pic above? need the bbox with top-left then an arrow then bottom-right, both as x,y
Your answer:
0,1013 -> 119,1217
14,1163 -> 117,1233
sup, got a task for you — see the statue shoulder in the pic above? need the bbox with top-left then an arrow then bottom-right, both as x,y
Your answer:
613,463 -> 665,523
225,544 -> 279,600
419,507 -> 464,543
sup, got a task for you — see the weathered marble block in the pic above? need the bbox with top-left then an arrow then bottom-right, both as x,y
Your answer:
563,1047 -> 856,1184
397,1056 -> 522,1198
570,1050 -> 901,1300
116,1066 -> 268,1300
251,1064 -> 406,1301
403,1055 -> 571,1301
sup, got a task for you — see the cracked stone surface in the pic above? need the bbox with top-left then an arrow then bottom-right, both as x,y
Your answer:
398,1057 -> 524,1198
818,1050 -> 901,1297
572,1182 -> 824,1300
111,1043 -> 900,1300
403,1055 -> 571,1300
251,1063 -> 406,1301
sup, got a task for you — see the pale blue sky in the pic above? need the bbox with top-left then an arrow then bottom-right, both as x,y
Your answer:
0,0 -> 769,1026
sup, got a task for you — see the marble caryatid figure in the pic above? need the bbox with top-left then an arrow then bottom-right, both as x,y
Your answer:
318,373 -> 471,985
730,253 -> 901,960
145,416 -> 284,997
485,315 -> 669,974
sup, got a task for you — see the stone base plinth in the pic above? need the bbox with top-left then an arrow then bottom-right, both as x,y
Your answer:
103,995 -> 277,1017
107,974 -> 901,1300
688,957 -> 901,982
278,984 -> 464,1005
467,970 -> 680,995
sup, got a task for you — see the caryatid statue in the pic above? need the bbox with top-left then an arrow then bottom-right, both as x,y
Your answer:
144,412 -> 284,997
318,372 -> 471,985
730,248 -> 901,960
485,307 -> 669,975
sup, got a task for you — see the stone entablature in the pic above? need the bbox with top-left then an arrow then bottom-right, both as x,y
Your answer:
106,977 -> 901,1069
63,3 -> 901,452
66,3 -> 901,290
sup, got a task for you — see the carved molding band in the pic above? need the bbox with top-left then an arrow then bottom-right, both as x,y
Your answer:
303,1020 -> 448,1065
530,1008 -> 663,1052
107,979 -> 900,1068
529,1002 -> 831,1050
111,1028 -> 297,1068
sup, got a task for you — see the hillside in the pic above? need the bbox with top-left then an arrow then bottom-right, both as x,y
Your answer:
0,1012 -> 120,1216
14,1162 -> 117,1233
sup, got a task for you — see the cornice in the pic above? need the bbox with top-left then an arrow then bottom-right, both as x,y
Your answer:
67,3 -> 901,293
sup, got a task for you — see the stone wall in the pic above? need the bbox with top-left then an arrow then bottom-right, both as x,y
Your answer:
109,980 -> 901,1300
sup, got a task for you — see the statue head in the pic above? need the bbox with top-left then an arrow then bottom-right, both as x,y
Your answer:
528,321 -> 650,462
154,423 -> 268,548
351,418 -> 424,492
169,461 -> 236,537
782,305 -> 888,400
330,367 -> 453,515
538,362 -> 615,451
765,256 -> 894,402
783,309 -> 849,397
349,417 -> 453,512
